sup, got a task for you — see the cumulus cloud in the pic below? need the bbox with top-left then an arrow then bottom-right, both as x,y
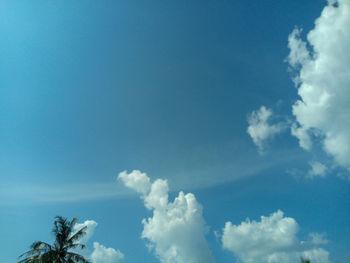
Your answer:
73,220 -> 124,263
73,220 -> 98,244
118,170 -> 215,263
118,170 -> 151,195
287,0 -> 350,170
247,106 -> 285,153
307,161 -> 328,178
222,210 -> 330,263
91,242 -> 124,263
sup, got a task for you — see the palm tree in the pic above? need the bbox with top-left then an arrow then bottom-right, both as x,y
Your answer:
19,216 -> 90,263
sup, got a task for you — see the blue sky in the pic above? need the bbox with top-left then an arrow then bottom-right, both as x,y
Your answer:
1,0 -> 349,263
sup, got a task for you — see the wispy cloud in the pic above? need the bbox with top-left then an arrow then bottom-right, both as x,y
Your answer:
0,181 -> 131,205
307,161 -> 328,179
0,147 -> 304,205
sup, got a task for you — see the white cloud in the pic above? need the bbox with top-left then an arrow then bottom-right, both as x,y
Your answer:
118,170 -> 151,195
73,220 -> 124,263
307,161 -> 328,178
287,28 -> 310,69
73,220 -> 98,244
222,210 -> 330,263
247,106 -> 285,153
287,0 -> 350,171
118,170 -> 215,263
309,233 -> 329,246
91,242 -> 124,263
291,123 -> 312,151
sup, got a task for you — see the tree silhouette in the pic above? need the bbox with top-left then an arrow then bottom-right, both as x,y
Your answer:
301,257 -> 311,263
19,216 -> 90,263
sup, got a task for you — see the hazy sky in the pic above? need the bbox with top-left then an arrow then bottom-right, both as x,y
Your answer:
1,1 -> 349,263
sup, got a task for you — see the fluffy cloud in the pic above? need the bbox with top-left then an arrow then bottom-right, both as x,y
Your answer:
74,220 -> 124,263
247,106 -> 285,153
222,210 -> 330,263
73,220 -> 98,244
91,242 -> 124,263
287,0 -> 350,170
118,170 -> 151,195
118,170 -> 215,263
307,161 -> 328,178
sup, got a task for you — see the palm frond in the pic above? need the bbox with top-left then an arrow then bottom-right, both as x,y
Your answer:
30,241 -> 52,251
66,252 -> 91,263
301,257 -> 311,263
53,216 -> 66,235
19,249 -> 41,259
19,242 -> 52,259
64,243 -> 86,251
18,255 -> 41,263
53,216 -> 70,250
69,217 -> 79,229
40,250 -> 57,263
67,226 -> 87,244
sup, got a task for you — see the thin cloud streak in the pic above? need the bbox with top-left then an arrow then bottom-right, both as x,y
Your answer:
0,147 -> 305,205
0,182 -> 131,205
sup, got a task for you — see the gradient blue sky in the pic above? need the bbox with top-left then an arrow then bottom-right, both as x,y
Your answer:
1,1 -> 349,263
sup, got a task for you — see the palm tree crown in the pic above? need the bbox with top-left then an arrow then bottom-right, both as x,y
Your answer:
19,216 -> 90,263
